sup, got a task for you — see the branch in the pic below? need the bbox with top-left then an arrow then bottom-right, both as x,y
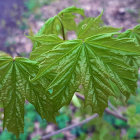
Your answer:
108,101 -> 122,115
41,114 -> 98,139
75,92 -> 127,122
41,93 -> 127,139
105,108 -> 127,122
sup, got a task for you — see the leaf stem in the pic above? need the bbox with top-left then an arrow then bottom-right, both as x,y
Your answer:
57,16 -> 66,40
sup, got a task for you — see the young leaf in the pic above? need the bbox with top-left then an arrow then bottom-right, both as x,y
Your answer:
37,6 -> 85,36
118,25 -> 140,66
0,57 -> 55,137
118,25 -> 140,45
31,33 -> 139,115
77,12 -> 121,39
58,6 -> 85,16
30,6 -> 85,50
58,13 -> 77,31
58,6 -> 85,31
37,16 -> 61,36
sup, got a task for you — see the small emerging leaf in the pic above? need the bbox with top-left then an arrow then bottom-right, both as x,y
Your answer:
36,6 -> 85,37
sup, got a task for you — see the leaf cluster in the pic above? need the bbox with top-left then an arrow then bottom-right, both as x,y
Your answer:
0,6 -> 140,137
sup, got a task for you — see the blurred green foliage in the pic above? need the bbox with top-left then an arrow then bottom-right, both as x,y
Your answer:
23,0 -> 54,20
17,0 -> 55,32
24,0 -> 53,11
56,114 -> 70,129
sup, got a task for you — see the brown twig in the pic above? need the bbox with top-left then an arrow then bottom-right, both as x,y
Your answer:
41,114 -> 98,139
41,93 -> 127,139
75,92 -> 127,122
105,108 -> 127,122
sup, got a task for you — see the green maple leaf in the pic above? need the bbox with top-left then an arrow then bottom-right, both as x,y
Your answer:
118,25 -> 140,45
118,25 -> 140,66
28,34 -> 63,80
77,12 -> 122,39
28,34 -> 63,62
0,57 -> 55,137
31,33 -> 140,115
